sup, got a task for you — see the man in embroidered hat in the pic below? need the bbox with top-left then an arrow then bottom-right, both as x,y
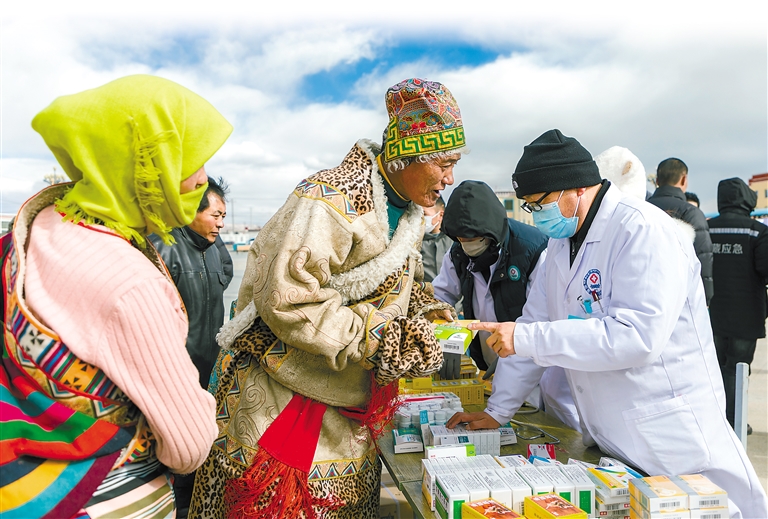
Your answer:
192,78 -> 465,518
449,129 -> 768,518
1,75 -> 231,517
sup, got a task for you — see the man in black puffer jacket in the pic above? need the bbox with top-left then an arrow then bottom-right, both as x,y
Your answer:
708,177 -> 768,430
648,158 -> 714,304
150,176 -> 232,518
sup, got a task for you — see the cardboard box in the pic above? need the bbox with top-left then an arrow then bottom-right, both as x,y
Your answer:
392,428 -> 424,454
538,465 -> 576,505
462,498 -> 523,518
435,473 -> 470,519
628,500 -> 689,519
558,465 -> 597,517
629,476 -> 688,513
495,468 -> 533,515
587,467 -> 635,498
517,466 -> 555,495
474,469 -> 515,509
425,443 -> 476,459
671,475 -> 728,510
433,320 -> 479,354
688,508 -> 728,519
495,455 -> 531,468
524,493 -> 589,519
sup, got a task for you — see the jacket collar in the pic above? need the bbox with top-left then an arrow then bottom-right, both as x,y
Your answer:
652,184 -> 686,202
180,226 -> 215,251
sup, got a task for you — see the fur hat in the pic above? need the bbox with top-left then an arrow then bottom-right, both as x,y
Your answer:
594,146 -> 647,200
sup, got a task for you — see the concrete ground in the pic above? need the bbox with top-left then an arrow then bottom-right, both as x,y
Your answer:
224,251 -> 767,492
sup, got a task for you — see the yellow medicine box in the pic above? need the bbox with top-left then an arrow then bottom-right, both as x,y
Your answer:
462,498 -> 523,518
524,493 -> 588,519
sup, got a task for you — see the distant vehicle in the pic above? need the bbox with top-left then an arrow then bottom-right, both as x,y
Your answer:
233,238 -> 255,252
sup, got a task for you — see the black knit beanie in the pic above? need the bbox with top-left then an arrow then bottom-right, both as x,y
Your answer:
512,129 -> 601,199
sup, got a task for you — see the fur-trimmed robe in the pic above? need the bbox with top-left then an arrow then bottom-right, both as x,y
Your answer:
190,140 -> 450,518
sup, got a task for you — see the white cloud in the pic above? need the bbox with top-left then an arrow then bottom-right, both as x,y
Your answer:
2,4 -> 766,222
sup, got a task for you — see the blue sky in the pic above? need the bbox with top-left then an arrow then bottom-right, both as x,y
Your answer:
1,4 -> 766,224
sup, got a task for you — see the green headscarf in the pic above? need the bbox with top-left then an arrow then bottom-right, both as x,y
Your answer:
31,74 -> 233,246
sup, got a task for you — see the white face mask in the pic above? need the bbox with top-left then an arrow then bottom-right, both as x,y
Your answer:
460,237 -> 490,257
424,213 -> 439,234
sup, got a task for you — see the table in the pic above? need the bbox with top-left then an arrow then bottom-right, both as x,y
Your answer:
377,405 -> 603,519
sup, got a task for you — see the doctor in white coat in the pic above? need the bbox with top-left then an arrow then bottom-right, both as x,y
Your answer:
448,129 -> 767,518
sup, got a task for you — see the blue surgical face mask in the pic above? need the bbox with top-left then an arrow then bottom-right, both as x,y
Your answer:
532,190 -> 581,239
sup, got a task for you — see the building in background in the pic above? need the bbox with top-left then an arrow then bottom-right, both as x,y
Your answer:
748,173 -> 768,210
494,189 -> 534,225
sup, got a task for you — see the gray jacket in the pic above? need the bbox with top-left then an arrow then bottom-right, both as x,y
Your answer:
150,228 -> 232,388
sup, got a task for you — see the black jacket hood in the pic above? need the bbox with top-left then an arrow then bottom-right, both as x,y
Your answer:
442,180 -> 507,244
717,177 -> 757,214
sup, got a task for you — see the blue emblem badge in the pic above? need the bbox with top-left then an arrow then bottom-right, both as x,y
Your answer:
508,265 -> 521,281
583,268 -> 602,298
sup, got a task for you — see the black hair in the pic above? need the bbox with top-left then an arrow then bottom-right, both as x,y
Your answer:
685,191 -> 700,207
656,158 -> 688,186
198,176 -> 229,212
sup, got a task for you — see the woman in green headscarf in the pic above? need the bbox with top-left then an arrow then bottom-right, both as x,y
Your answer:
0,75 -> 232,518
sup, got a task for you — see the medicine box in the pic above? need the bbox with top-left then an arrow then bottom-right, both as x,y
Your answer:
671,474 -> 728,510
587,467 -> 635,498
434,321 -> 477,354
495,455 -> 531,468
688,508 -> 729,519
435,473 -> 470,519
422,458 -> 451,511
432,378 -> 486,406
474,469 -> 514,509
524,493 -> 588,519
628,476 -> 688,513
461,498 -> 523,518
499,422 -> 518,446
516,465 -> 555,495
425,443 -> 476,459
429,424 -> 501,456
538,465 -> 576,505
459,472 -> 491,502
495,468 -> 533,515
558,465 -> 596,517
595,494 -> 630,513
629,499 -> 690,519
392,428 -> 424,454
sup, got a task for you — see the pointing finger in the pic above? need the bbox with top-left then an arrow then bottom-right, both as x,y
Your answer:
468,322 -> 500,332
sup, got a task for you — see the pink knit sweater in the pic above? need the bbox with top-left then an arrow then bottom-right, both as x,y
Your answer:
24,206 -> 217,474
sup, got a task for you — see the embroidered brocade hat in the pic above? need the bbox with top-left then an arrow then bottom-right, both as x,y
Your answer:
382,78 -> 465,162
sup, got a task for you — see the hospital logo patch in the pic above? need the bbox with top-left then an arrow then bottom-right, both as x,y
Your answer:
583,268 -> 602,298
508,265 -> 521,281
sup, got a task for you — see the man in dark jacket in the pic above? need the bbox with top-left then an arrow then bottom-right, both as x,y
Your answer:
648,158 -> 714,304
149,176 -> 232,518
421,196 -> 453,282
708,177 -> 768,430
434,180 -> 547,372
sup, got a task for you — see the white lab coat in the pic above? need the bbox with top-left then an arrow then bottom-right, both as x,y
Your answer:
433,247 -> 581,432
505,184 -> 766,518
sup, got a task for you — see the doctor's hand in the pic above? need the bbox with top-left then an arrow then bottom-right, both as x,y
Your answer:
469,321 -> 516,357
446,411 -> 501,431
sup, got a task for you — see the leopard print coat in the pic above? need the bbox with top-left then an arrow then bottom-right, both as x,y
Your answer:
191,140 -> 450,518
